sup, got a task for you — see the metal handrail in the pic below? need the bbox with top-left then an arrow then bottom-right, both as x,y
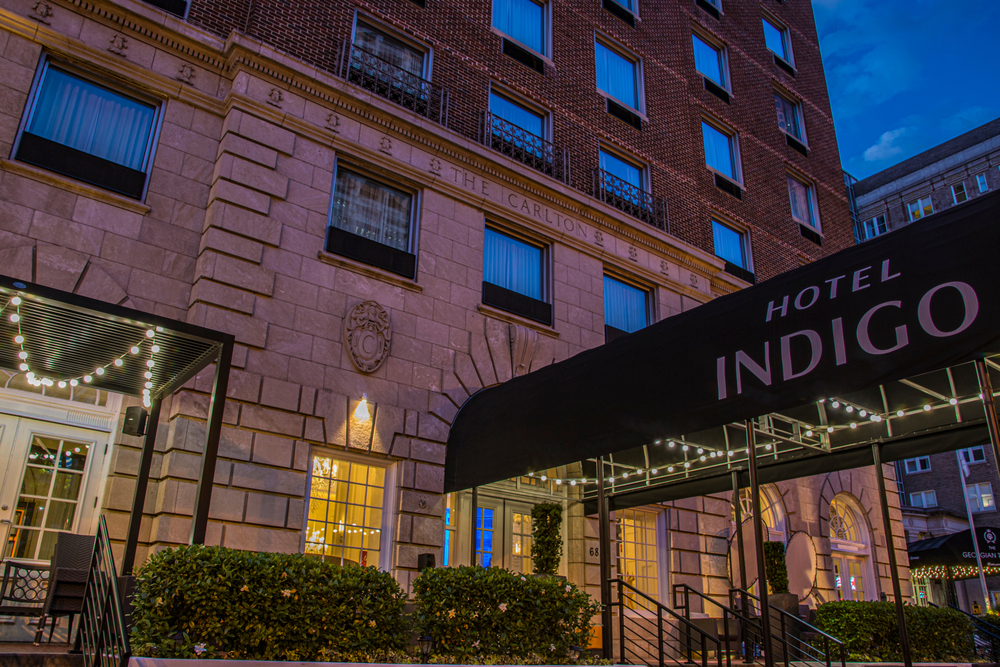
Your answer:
76,516 -> 130,667
593,168 -> 668,231
338,40 -> 449,125
615,578 -> 722,667
480,111 -> 571,184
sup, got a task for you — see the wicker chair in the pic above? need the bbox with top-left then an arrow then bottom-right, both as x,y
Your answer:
34,532 -> 95,644
0,558 -> 50,629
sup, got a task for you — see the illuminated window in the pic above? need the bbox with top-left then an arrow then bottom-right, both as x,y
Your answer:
511,511 -> 533,573
907,197 -> 933,222
476,507 -> 495,566
977,173 -> 989,193
616,508 -> 659,602
968,482 -> 995,513
829,497 -> 861,542
444,493 -> 457,566
305,455 -> 386,567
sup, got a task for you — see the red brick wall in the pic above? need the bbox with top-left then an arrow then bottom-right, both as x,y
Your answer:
188,0 -> 852,281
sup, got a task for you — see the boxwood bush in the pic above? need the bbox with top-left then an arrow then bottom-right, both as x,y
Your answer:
412,566 -> 601,663
813,600 -> 974,662
130,545 -> 408,661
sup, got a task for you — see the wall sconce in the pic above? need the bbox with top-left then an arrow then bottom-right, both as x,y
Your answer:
354,393 -> 370,421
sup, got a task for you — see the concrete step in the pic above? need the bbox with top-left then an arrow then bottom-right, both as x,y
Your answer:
0,643 -> 84,667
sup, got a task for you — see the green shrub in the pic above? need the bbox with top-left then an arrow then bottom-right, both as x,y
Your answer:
412,565 -> 600,662
531,503 -> 564,576
130,545 -> 408,660
763,542 -> 789,595
813,601 -> 974,662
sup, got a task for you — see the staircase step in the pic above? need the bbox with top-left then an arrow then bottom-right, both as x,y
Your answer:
0,645 -> 84,667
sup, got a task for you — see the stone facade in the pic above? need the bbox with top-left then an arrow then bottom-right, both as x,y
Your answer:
0,0 -> 910,626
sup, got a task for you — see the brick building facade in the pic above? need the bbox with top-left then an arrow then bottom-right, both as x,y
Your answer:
0,0 -> 910,641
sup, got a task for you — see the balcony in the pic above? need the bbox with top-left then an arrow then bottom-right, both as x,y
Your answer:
593,168 -> 668,231
480,111 -> 571,184
338,41 -> 449,125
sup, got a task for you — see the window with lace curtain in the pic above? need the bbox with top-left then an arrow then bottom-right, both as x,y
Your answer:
326,165 -> 418,278
787,174 -> 820,230
353,21 -> 426,81
15,61 -> 160,199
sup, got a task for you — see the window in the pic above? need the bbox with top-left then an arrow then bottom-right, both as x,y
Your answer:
693,34 -> 727,89
713,221 -> 750,271
968,482 -> 995,513
16,63 -> 159,199
909,491 -> 937,508
599,149 -> 645,201
977,173 -> 989,193
904,456 -> 931,474
511,511 -> 533,573
482,227 -> 552,325
775,93 -> 804,141
490,92 -> 545,142
493,0 -> 547,55
476,506 -> 495,566
349,22 -> 438,119
305,455 -> 388,568
488,91 -> 548,164
327,166 -> 417,278
443,493 -> 457,566
952,182 -> 968,205
604,275 -> 648,341
961,446 -> 986,464
702,121 -> 739,182
616,509 -> 660,602
354,22 -> 426,79
862,215 -> 888,240
787,175 -> 819,229
762,17 -> 791,64
907,197 -> 933,221
596,39 -> 641,111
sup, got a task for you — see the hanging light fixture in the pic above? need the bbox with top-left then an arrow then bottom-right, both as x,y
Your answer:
354,393 -> 370,420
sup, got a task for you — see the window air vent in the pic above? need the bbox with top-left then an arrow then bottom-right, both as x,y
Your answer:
16,132 -> 148,199
799,224 -> 822,246
774,55 -> 796,77
483,282 -> 553,326
714,173 -> 742,200
602,0 -> 636,27
724,261 -> 756,285
703,78 -> 730,104
695,0 -> 720,20
502,39 -> 545,75
143,0 -> 187,16
786,134 -> 808,157
606,98 -> 642,131
326,227 -> 417,279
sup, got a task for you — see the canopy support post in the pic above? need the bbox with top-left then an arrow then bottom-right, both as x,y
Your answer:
977,358 -> 1000,503
746,420 -> 773,667
190,340 -> 233,545
872,442 -> 911,667
598,457 -> 613,661
732,470 -> 750,663
470,486 -> 479,565
121,397 -> 161,576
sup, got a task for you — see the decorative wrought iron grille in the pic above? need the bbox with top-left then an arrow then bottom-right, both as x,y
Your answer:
480,112 -> 571,184
77,516 -> 130,667
338,40 -> 449,126
593,168 -> 668,231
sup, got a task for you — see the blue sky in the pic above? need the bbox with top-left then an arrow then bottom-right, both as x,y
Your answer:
813,0 -> 1000,179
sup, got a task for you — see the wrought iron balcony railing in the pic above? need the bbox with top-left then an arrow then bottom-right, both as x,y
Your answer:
479,111 -> 571,184
593,168 -> 668,231
338,40 -> 449,125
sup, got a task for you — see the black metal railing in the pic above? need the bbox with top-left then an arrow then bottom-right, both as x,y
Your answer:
338,40 -> 449,125
593,168 -> 668,231
614,578 -> 722,667
947,604 -> 1000,663
76,516 -> 130,667
726,587 -> 846,667
480,111 -> 571,184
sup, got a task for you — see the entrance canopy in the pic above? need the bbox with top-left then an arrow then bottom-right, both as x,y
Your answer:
909,528 -> 1000,580
445,190 -> 1000,506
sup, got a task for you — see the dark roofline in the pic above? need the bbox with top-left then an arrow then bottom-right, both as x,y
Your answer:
854,115 -> 1000,197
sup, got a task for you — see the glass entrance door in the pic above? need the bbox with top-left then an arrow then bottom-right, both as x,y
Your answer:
833,555 -> 867,601
0,418 -> 106,563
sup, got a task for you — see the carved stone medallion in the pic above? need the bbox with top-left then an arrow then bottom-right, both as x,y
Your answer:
345,301 -> 392,373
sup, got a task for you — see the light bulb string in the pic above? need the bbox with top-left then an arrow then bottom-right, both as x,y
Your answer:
7,295 -> 160,401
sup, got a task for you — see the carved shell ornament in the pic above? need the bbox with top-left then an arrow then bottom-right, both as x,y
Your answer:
345,301 -> 392,373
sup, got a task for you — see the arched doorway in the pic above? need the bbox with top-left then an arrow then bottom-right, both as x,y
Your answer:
829,494 -> 875,601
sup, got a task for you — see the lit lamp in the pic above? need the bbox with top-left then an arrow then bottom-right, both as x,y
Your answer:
418,636 -> 433,664
568,645 -> 582,663
354,393 -> 370,421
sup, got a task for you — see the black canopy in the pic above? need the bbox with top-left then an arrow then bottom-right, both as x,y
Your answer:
445,190 -> 1000,494
908,527 -> 1000,572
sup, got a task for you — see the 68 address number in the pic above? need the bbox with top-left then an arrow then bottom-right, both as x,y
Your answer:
589,547 -> 600,557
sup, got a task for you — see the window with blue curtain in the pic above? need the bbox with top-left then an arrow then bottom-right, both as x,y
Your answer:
484,228 -> 544,300
27,66 -> 156,171
493,0 -> 546,55
712,221 -> 747,269
763,19 -> 788,60
476,507 -> 494,567
692,35 -> 725,87
599,150 -> 643,191
595,41 -> 639,110
490,93 -> 545,138
609,0 -> 633,10
702,122 -> 736,180
330,169 -> 413,251
604,276 -> 648,334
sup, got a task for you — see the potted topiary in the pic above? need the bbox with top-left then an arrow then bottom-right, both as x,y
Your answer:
531,503 -> 563,577
764,541 -> 799,614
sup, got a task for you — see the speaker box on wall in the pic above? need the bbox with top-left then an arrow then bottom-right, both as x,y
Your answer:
122,406 -> 148,436
417,553 -> 436,570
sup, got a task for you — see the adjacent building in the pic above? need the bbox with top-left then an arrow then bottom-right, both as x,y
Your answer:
0,0 -> 909,642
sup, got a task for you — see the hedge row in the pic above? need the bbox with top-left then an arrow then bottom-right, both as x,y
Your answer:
130,546 -> 599,663
813,600 -> 974,662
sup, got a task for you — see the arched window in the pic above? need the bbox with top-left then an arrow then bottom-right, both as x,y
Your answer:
828,494 -> 875,601
734,485 -> 786,542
